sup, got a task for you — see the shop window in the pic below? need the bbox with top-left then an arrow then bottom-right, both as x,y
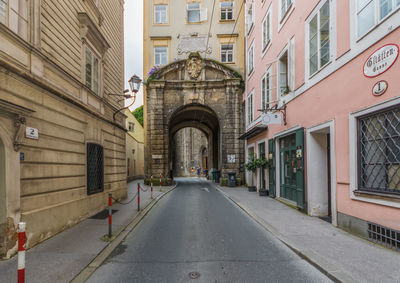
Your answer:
154,46 -> 168,66
0,0 -> 28,40
358,106 -> 400,194
87,143 -> 104,195
357,0 -> 400,38
309,0 -> 330,76
221,44 -> 234,63
85,47 -> 100,94
154,4 -> 168,24
220,1 -> 233,20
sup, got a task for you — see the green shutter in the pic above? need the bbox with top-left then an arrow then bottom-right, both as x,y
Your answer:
295,128 -> 305,208
268,138 -> 275,198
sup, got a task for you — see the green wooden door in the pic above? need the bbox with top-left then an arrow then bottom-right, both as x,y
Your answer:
268,139 -> 275,197
279,129 -> 305,208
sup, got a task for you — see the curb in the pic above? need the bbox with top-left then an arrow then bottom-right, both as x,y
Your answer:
70,184 -> 177,283
211,182 -> 352,283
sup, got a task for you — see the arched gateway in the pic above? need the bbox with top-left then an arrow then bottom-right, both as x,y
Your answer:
145,53 -> 244,180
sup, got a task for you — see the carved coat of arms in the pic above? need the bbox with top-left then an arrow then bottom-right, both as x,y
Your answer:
186,54 -> 202,80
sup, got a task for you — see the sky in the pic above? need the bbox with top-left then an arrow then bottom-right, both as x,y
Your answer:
124,0 -> 143,111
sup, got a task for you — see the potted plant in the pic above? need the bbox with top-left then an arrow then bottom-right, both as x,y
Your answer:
255,157 -> 270,196
244,153 -> 257,192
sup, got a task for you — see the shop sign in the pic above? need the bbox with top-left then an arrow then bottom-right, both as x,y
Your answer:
261,112 -> 282,125
363,44 -> 399,78
372,80 -> 388,96
25,127 -> 39,140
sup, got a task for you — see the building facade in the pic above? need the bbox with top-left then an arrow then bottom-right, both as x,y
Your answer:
125,109 -> 145,181
243,0 -> 400,247
0,0 -> 126,258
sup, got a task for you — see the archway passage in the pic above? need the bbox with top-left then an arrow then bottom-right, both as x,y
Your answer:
169,104 -> 219,177
145,53 -> 244,179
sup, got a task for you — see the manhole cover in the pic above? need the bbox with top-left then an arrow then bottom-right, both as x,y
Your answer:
189,271 -> 200,279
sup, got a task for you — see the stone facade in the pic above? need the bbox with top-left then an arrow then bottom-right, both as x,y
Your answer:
125,109 -> 145,181
0,0 -> 125,258
145,53 -> 244,179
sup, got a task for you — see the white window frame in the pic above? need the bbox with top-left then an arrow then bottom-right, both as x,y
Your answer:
154,46 -> 168,66
349,97 -> 400,209
154,4 -> 168,24
246,1 -> 255,35
187,3 -> 207,23
278,0 -> 294,30
307,0 -> 331,77
247,43 -> 254,76
356,0 -> 400,39
220,1 -> 234,21
261,6 -> 272,54
0,0 -> 29,40
220,43 -> 234,63
261,67 -> 272,110
128,122 -> 135,132
247,91 -> 254,125
85,46 -> 101,95
276,39 -> 294,101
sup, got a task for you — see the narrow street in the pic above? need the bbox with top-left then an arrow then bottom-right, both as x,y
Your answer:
87,178 -> 331,283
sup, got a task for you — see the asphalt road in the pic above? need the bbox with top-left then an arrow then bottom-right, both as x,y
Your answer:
87,178 -> 331,283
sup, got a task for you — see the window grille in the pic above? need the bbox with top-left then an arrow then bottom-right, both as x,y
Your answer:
358,106 -> 400,194
87,143 -> 104,195
368,222 -> 400,251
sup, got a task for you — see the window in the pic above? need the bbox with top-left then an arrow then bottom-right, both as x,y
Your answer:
278,51 -> 288,96
357,0 -> 400,37
154,46 -> 168,66
87,143 -> 104,195
247,92 -> 254,124
221,44 -> 234,63
262,11 -> 271,51
128,122 -> 135,132
358,106 -> 400,194
85,48 -> 100,94
0,0 -> 28,40
246,2 -> 254,33
187,3 -> 201,22
281,0 -> 293,19
309,1 -> 330,76
154,4 -> 168,24
261,70 -> 272,110
248,44 -> 254,74
221,1 -> 233,20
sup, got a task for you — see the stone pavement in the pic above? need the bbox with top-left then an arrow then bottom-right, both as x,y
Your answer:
0,180 -> 175,283
215,184 -> 400,283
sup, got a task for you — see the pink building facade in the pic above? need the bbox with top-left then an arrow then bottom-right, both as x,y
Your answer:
242,0 -> 400,246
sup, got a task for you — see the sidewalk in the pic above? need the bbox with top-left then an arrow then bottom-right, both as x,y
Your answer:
0,180 -> 175,283
215,184 -> 400,283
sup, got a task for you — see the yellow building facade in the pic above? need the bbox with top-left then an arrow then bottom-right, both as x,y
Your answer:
0,0 -> 125,258
125,109 -> 144,181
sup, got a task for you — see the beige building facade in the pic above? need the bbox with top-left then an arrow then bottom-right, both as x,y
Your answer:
125,109 -> 144,181
0,0 -> 126,258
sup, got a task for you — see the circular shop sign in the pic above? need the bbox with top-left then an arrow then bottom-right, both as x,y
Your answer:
363,44 -> 399,78
372,80 -> 388,96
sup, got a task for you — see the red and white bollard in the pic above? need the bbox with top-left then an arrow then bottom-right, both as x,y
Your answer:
150,175 -> 153,199
137,183 -> 140,211
108,193 -> 112,239
18,222 -> 26,283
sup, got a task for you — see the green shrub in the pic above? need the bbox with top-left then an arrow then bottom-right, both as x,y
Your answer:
144,178 -> 174,186
236,178 -> 242,186
220,178 -> 228,186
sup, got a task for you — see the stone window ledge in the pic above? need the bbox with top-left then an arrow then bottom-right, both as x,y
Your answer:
354,190 -> 400,203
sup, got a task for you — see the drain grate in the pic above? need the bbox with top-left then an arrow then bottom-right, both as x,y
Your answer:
367,222 -> 400,252
189,272 -> 200,279
90,209 -> 118,220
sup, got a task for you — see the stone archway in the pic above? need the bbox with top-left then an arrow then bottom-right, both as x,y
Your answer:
145,53 -> 244,179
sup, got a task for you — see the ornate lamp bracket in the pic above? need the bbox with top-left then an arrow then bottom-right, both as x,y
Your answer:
260,103 -> 287,125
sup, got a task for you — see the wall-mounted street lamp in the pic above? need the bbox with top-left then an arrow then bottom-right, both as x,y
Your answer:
111,74 -> 142,121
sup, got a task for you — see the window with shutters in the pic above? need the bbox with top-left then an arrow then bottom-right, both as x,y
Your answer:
154,4 -> 168,24
308,0 -> 330,76
220,1 -> 233,20
221,44 -> 234,63
85,47 -> 100,94
87,143 -> 104,195
0,0 -> 28,40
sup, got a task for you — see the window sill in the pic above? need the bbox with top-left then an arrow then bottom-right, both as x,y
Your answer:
247,23 -> 254,36
279,3 -> 293,25
222,61 -> 236,65
186,21 -> 204,25
354,190 -> 400,203
153,23 -> 169,26
262,40 -> 271,53
308,60 -> 332,80
219,19 -> 235,23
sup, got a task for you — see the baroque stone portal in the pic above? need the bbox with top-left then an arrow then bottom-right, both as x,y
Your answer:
144,53 -> 244,179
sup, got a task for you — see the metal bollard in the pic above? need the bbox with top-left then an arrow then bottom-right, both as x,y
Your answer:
18,222 -> 26,283
108,193 -> 112,239
137,183 -> 140,211
150,175 -> 153,199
